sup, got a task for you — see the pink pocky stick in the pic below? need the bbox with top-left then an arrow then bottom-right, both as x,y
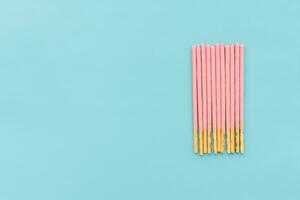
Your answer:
211,46 -> 217,154
230,45 -> 235,152
225,46 -> 231,153
215,44 -> 221,152
220,44 -> 225,153
240,45 -> 245,153
196,46 -> 203,155
192,46 -> 198,153
235,44 -> 240,152
201,45 -> 208,154
206,45 -> 212,154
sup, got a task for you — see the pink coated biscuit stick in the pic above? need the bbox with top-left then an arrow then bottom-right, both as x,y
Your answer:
225,46 -> 231,153
211,46 -> 217,154
235,44 -> 240,152
206,45 -> 212,153
196,46 -> 203,155
215,44 -> 221,152
220,45 -> 225,153
230,45 -> 235,152
240,45 -> 245,153
192,46 -> 198,153
201,45 -> 208,154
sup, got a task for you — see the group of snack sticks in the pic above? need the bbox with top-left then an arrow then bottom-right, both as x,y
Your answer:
192,44 -> 244,155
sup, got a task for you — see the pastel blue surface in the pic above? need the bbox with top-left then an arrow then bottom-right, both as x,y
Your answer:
1,0 -> 300,199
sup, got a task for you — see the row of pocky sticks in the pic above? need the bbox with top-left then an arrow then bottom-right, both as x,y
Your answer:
192,44 -> 244,155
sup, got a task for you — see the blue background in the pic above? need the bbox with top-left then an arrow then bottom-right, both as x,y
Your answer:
0,0 -> 300,199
